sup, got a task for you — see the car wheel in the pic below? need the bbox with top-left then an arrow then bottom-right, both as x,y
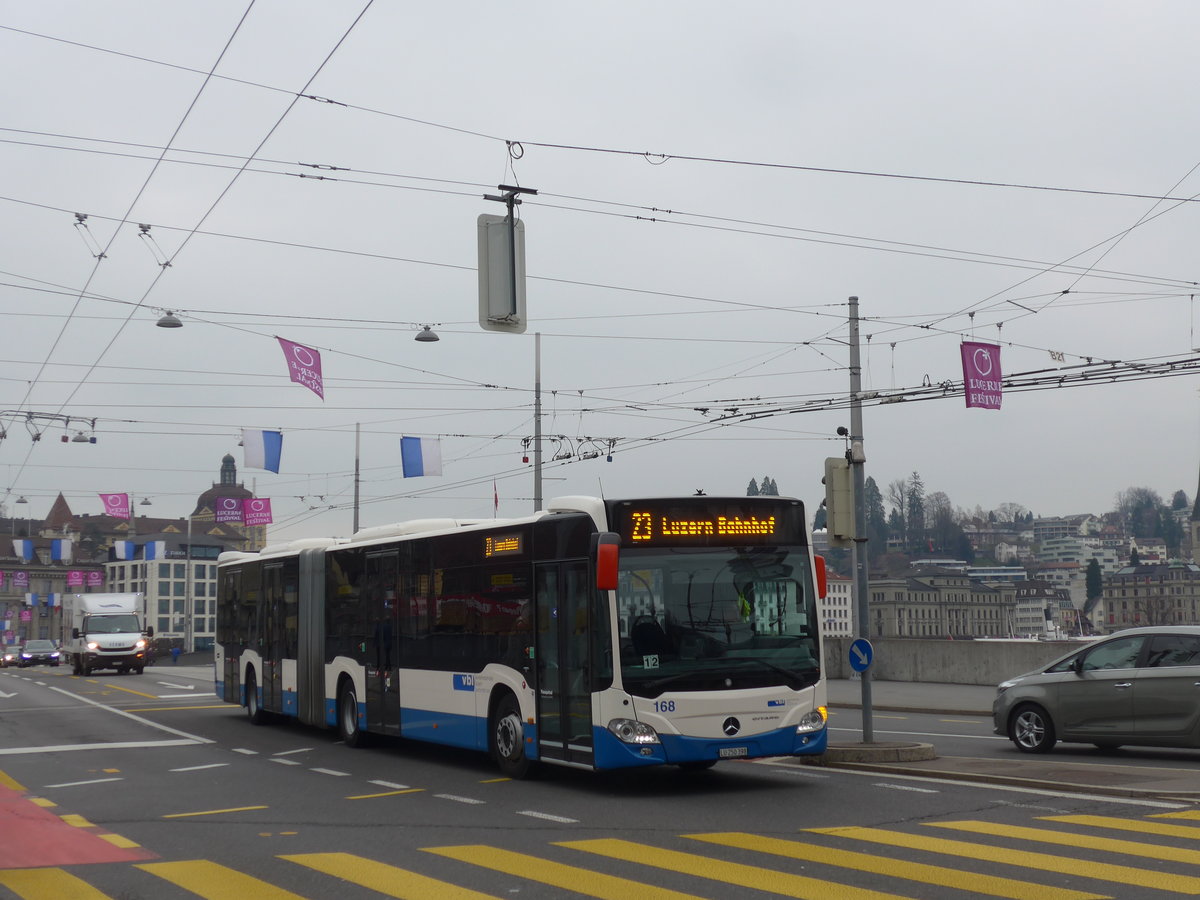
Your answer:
338,679 -> 365,747
245,670 -> 266,725
490,693 -> 532,779
1009,703 -> 1057,754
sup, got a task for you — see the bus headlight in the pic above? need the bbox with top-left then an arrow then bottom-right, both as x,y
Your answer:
607,718 -> 661,744
795,706 -> 828,734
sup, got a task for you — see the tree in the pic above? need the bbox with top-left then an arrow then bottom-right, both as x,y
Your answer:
864,477 -> 888,561
1130,546 -> 1141,566
925,491 -> 956,553
1115,487 -> 1164,539
1172,489 -> 1189,511
886,478 -> 908,547
993,502 -> 1028,523
746,479 -> 759,496
906,471 -> 926,552
1084,558 -> 1103,618
813,506 -> 827,531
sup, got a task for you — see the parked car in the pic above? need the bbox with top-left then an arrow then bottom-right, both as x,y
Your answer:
17,639 -> 62,668
1,645 -> 19,668
993,625 -> 1200,753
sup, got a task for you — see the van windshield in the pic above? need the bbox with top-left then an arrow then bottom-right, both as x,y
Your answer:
82,614 -> 142,634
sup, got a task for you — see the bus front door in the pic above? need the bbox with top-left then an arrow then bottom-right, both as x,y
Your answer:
534,561 -> 594,769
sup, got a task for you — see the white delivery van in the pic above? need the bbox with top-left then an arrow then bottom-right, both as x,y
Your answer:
62,592 -> 153,676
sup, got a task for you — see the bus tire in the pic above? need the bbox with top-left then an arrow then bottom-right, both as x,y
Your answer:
246,670 -> 266,725
490,693 -> 532,779
338,679 -> 365,748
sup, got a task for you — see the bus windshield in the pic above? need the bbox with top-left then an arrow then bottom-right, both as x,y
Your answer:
82,614 -> 142,634
616,545 -> 820,698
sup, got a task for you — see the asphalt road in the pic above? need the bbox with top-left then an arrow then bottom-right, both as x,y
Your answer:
2,666 -> 1200,899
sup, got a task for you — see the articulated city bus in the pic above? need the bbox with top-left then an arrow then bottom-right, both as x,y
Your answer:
214,495 -> 828,776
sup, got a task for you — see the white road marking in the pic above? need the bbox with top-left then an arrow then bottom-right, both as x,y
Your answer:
517,810 -> 578,823
0,739 -> 198,756
170,763 -> 230,772
158,682 -> 195,690
369,780 -> 410,789
0,690 -> 16,699
311,768 -> 351,777
232,748 -> 258,755
435,794 -> 485,805
875,782 -> 940,793
830,725 -> 1006,742
156,693 -> 209,699
49,685 -> 213,744
44,777 -> 124,788
273,748 -> 313,756
270,758 -> 302,766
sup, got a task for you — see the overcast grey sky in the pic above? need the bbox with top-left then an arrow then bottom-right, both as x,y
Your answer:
3,2 -> 1199,539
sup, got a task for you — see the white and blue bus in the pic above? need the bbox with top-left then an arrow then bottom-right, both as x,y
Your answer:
215,495 -> 828,776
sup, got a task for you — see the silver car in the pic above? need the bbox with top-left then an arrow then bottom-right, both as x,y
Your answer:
993,625 -> 1200,753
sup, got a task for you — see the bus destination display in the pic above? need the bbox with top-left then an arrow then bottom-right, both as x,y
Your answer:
613,500 -> 801,546
484,533 -> 523,557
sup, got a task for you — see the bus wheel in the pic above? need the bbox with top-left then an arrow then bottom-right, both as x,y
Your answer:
246,671 -> 266,725
491,694 -> 532,779
338,680 -> 365,748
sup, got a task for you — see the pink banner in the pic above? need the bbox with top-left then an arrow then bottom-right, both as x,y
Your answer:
277,337 -> 324,400
961,341 -> 1002,410
244,498 -> 273,526
215,497 -> 245,523
99,492 -> 131,519
20,608 -> 31,622
13,571 -> 28,588
87,571 -> 103,587
67,570 -> 83,587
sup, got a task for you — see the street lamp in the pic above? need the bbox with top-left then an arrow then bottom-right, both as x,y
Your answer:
414,325 -> 440,342
156,311 -> 183,328
15,495 -> 28,537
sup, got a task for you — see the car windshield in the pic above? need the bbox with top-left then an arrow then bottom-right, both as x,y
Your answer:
616,545 -> 820,698
25,640 -> 55,651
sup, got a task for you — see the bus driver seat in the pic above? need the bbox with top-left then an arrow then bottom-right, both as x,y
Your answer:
631,615 -> 670,657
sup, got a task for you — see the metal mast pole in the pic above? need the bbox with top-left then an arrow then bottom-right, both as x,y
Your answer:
848,295 -> 874,743
353,423 -> 361,534
184,513 -> 193,653
533,332 -> 542,512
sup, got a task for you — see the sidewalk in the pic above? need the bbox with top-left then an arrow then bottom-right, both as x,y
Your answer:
811,678 -> 1200,802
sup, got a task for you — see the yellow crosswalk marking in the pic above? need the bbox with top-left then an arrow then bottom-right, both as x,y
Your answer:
284,852 -> 499,899
686,831 -> 1106,900
137,860 -> 308,900
1042,814 -> 1200,841
427,845 -> 708,900
0,868 -> 113,900
1152,810 -> 1200,820
560,838 -> 916,900
810,826 -> 1200,895
932,820 -> 1200,866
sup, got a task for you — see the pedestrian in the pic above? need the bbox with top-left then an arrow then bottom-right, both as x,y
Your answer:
170,645 -> 181,666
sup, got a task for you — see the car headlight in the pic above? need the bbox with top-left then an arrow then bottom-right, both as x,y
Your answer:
996,679 -> 1019,694
86,641 -> 99,651
795,706 -> 828,734
607,718 -> 661,744
50,651 -> 60,658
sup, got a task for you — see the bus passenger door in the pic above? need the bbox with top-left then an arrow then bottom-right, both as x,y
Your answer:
262,564 -> 283,713
534,561 -> 594,768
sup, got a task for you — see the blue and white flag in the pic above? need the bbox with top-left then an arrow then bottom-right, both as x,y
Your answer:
24,592 -> 37,606
242,429 -> 283,473
143,541 -> 167,560
401,436 -> 442,478
12,539 -> 33,560
50,539 -> 71,562
112,541 -> 135,560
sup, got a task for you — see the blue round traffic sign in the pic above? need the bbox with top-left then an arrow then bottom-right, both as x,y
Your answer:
849,638 -> 874,673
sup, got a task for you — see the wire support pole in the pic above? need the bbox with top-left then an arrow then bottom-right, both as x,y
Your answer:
848,295 -> 874,743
